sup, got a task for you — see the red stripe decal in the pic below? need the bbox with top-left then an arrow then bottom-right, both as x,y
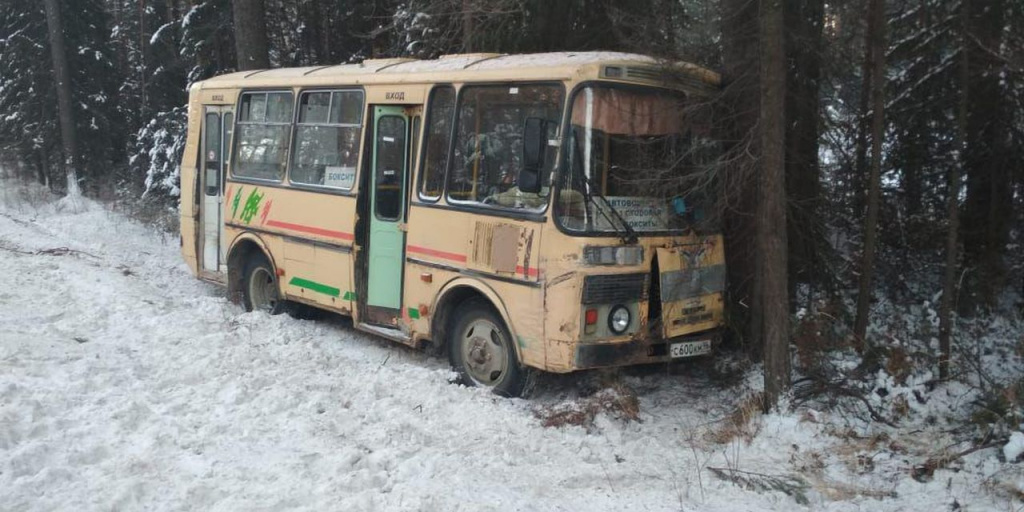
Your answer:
516,265 -> 540,278
265,220 -> 354,241
407,245 -> 468,263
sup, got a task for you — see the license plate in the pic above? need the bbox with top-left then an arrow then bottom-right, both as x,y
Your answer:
670,339 -> 712,358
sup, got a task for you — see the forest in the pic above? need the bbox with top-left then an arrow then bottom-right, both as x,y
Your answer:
1,0 -> 1024,488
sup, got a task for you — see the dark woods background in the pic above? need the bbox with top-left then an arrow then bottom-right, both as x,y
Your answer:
1,0 -> 1022,400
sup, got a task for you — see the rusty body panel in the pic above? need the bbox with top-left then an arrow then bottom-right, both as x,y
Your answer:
180,52 -> 725,376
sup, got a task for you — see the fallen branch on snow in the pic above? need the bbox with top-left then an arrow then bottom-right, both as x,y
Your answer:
708,466 -> 810,505
911,438 -> 1006,482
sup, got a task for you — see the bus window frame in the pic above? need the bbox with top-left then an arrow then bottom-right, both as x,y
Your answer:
442,80 -> 566,218
286,87 -> 366,196
415,84 -> 456,204
230,89 -> 297,185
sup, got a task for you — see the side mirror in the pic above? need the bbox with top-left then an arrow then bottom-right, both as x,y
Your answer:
519,117 -> 547,194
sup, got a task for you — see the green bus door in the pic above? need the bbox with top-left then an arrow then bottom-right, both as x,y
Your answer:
366,107 -> 409,312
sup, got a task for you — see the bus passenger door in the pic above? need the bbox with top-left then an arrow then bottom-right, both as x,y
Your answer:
365,106 -> 409,322
200,106 -> 233,274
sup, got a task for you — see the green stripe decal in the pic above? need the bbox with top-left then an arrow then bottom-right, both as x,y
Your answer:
288,277 -> 340,297
342,291 -> 356,301
408,308 -> 421,319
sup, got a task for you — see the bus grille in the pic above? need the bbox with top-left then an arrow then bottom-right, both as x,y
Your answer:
582,274 -> 649,304
626,66 -> 715,91
626,66 -> 666,82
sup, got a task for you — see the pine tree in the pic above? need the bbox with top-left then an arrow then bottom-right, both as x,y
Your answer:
0,0 -> 59,187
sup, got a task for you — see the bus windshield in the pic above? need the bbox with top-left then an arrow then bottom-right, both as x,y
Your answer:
555,84 -> 718,235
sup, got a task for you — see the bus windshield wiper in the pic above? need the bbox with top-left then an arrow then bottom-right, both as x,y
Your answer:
571,133 -> 638,245
582,173 -> 638,245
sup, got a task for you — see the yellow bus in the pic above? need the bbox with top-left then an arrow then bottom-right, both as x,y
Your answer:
179,52 -> 726,397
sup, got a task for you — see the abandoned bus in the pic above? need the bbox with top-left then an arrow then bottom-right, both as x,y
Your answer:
179,52 -> 726,397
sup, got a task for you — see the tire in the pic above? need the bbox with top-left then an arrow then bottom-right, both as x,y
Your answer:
241,254 -> 285,314
448,300 -> 532,398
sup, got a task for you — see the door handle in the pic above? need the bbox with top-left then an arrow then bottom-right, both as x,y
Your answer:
397,223 -> 408,232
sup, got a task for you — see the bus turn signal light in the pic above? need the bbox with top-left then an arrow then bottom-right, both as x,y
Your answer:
585,308 -> 598,335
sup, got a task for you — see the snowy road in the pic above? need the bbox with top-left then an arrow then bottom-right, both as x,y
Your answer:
0,182 -> 1015,511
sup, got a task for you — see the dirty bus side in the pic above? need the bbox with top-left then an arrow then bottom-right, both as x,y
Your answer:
179,53 -> 726,397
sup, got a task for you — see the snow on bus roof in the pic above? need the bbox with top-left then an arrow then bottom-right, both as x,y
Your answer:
200,52 -> 718,85
378,52 -> 657,73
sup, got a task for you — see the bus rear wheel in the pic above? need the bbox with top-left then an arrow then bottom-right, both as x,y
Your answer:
448,300 -> 531,397
242,254 -> 284,314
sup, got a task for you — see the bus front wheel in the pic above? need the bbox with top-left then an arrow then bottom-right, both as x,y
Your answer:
448,300 -> 531,397
242,254 -> 284,314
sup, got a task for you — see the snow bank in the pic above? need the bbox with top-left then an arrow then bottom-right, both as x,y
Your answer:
1,178 -> 1021,511
1005,432 -> 1024,462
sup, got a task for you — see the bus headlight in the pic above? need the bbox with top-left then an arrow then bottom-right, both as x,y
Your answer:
583,246 -> 644,266
608,305 -> 631,334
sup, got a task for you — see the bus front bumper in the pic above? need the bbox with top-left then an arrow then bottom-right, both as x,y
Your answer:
572,330 -> 721,370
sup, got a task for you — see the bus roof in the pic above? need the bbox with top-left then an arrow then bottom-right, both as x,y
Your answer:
195,52 -> 721,90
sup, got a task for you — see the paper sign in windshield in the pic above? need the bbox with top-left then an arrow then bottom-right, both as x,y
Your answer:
594,197 -> 670,231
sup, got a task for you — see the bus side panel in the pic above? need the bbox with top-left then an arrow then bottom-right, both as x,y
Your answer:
223,183 -> 358,314
179,87 -> 203,276
489,280 -> 546,369
403,205 -> 470,339
539,229 -> 587,373
403,204 -> 546,370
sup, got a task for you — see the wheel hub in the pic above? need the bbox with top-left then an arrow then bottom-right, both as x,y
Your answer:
249,267 -> 279,312
461,319 -> 508,386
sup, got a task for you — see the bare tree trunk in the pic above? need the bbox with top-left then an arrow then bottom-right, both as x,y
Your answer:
760,0 -> 790,408
961,0 -> 1011,312
232,0 -> 270,70
42,0 -> 80,197
852,3 -> 872,218
139,0 -> 148,119
938,0 -> 970,380
853,0 -> 887,348
720,0 -> 761,355
785,0 -> 825,306
462,0 -> 477,52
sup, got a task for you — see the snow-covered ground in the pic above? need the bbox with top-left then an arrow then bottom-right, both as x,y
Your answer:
1,179 -> 1021,511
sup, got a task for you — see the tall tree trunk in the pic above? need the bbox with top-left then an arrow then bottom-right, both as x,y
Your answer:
851,0 -> 873,219
760,0 -> 790,408
139,0 -> 148,119
961,0 -> 1011,312
462,0 -> 477,52
939,0 -> 970,381
785,0 -> 825,307
853,0 -> 887,348
42,0 -> 80,196
720,0 -> 761,354
232,0 -> 270,70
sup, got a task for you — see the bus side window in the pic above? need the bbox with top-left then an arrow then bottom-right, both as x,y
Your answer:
375,116 -> 407,221
447,84 -> 563,210
204,113 -> 221,195
291,90 -> 363,190
233,91 -> 294,182
418,86 -> 455,201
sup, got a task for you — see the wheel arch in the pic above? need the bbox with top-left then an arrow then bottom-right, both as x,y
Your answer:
429,277 -> 522,361
225,232 -> 277,301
